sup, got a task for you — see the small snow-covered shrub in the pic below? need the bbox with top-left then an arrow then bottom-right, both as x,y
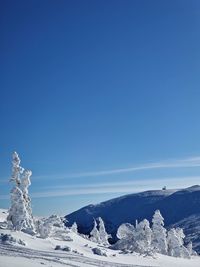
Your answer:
0,233 -> 26,246
36,214 -> 69,240
55,245 -> 62,250
71,222 -> 78,233
92,247 -> 107,256
54,245 -> 71,252
117,223 -> 135,240
63,246 -> 71,252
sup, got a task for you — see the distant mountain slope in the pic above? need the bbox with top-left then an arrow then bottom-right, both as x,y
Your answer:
65,185 -> 200,252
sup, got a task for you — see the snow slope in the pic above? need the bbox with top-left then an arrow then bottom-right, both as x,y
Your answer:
66,185 -> 200,253
0,209 -> 200,267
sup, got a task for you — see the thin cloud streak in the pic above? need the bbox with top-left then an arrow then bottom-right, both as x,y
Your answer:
2,156 -> 199,183
31,156 -> 200,180
29,176 -> 200,198
1,175 -> 198,200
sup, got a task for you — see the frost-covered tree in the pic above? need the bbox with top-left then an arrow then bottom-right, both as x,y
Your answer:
133,219 -> 152,254
113,223 -> 135,251
167,228 -> 190,258
71,222 -> 78,234
117,223 -> 135,240
152,210 -> 167,254
98,217 -> 110,245
37,215 -> 66,239
187,242 -> 193,256
7,152 -> 35,234
114,219 -> 152,254
10,151 -> 23,185
90,219 -> 101,244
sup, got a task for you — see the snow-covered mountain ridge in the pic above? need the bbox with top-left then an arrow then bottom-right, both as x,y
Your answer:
66,185 -> 200,253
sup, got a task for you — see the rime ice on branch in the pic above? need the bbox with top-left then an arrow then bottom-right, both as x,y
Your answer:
7,152 -> 35,234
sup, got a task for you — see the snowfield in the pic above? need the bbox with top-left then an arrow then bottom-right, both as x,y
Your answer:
0,210 -> 199,267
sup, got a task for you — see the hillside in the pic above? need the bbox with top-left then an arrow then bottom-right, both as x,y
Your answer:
0,209 -> 200,267
66,185 -> 200,252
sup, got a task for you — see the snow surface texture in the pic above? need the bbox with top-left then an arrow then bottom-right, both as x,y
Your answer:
66,185 -> 200,253
0,210 -> 200,267
0,209 -> 200,267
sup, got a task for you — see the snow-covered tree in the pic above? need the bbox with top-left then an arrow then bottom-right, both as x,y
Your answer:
152,210 -> 167,254
114,219 -> 152,254
71,222 -> 78,234
37,215 -> 66,239
90,220 -> 101,244
7,152 -> 35,234
133,219 -> 152,254
10,151 -> 23,185
167,228 -> 190,258
117,223 -> 135,240
98,217 -> 110,245
187,242 -> 193,256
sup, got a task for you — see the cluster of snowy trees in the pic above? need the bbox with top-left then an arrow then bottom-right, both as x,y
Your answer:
89,217 -> 111,246
113,210 -> 196,258
5,152 -> 197,259
88,211 -> 196,259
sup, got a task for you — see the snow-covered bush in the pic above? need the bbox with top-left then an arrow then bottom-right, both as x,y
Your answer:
55,245 -> 71,252
7,152 -> 35,235
167,228 -> 190,258
117,223 -> 135,240
71,222 -> 78,233
152,210 -> 167,254
92,247 -> 107,256
0,233 -> 26,246
36,214 -> 70,240
90,219 -> 101,244
113,219 -> 152,254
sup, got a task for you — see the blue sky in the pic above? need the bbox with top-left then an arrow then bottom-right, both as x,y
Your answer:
1,0 -> 200,216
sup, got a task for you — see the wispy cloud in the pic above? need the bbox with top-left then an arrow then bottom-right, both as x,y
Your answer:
1,175 -> 198,200
31,156 -> 200,181
23,175 -> 200,198
1,156 -> 200,184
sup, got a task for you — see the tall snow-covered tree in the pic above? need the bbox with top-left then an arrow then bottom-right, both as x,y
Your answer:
134,219 -> 152,253
98,217 -> 110,245
7,152 -> 35,234
152,210 -> 167,254
167,228 -> 190,258
90,219 -> 101,244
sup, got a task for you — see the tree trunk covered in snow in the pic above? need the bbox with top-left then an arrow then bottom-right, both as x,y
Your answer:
7,152 -> 35,234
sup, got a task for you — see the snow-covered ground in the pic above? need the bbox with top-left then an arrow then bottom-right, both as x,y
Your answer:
0,209 -> 200,267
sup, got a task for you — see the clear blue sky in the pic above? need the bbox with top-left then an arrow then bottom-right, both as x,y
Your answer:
1,0 -> 200,216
